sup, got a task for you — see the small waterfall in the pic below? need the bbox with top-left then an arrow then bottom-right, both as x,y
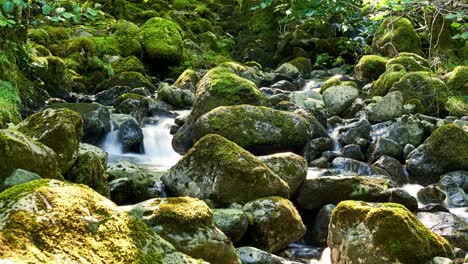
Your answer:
328,125 -> 342,151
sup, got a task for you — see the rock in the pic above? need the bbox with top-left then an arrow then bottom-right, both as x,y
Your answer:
407,124 -> 468,184
372,155 -> 408,186
446,66 -> 468,95
95,86 -> 131,106
213,209 -> 249,243
322,86 -> 359,116
303,137 -> 332,162
257,152 -> 307,196
114,93 -> 150,122
162,134 -> 289,206
66,143 -> 109,197
242,197 -> 306,252
107,162 -> 159,205
328,201 -> 453,264
354,55 -> 388,82
417,211 -> 468,250
0,129 -> 62,181
118,117 -> 144,153
417,186 -> 446,205
17,108 -> 83,174
426,257 -> 454,264
274,57 -> 312,79
365,91 -> 404,122
418,203 -> 450,213
112,55 -> 145,74
439,174 -> 468,208
0,180 -> 201,263
192,105 -> 320,155
389,188 -> 418,211
237,247 -> 298,264
386,53 -> 430,72
403,143 -> 416,158
95,72 -> 156,93
123,197 -> 239,264
290,90 -> 322,108
368,137 -> 403,163
441,171 -> 468,193
157,83 -> 194,108
341,144 -> 365,161
310,204 -> 336,246
271,80 -> 297,91
174,69 -> 199,92
372,16 -> 422,57
320,76 -> 358,94
331,157 -> 389,177
296,176 -> 391,210
339,118 -> 372,146
370,64 -> 407,97
387,115 -> 426,147
49,103 -> 111,145
0,169 -> 42,191
139,17 -> 183,65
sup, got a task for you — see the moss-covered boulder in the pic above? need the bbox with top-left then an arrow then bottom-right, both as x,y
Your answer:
365,91 -> 404,122
389,71 -> 449,116
0,169 -> 42,191
95,71 -> 156,93
257,152 -> 307,196
123,197 -> 239,264
320,76 -> 358,94
372,16 -> 422,57
0,129 -> 62,181
191,67 -> 267,120
370,64 -> 407,97
192,105 -> 319,154
140,17 -> 183,66
66,143 -> 109,197
446,66 -> 468,95
174,69 -> 199,92
354,55 -> 388,82
242,197 -> 306,253
386,53 -> 430,72
0,180 -> 203,263
17,108 -> 83,174
446,96 -> 468,117
162,134 -> 290,206
158,83 -> 194,108
274,57 -> 312,79
328,201 -> 454,264
112,56 -> 145,74
406,124 -> 468,185
296,176 -> 391,210
213,209 -> 249,244
322,85 -> 360,116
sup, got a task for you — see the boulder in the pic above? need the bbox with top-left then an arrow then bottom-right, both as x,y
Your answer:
174,69 -> 199,92
328,201 -> 453,264
310,204 -> 336,246
296,176 -> 391,210
0,169 -> 42,191
372,155 -> 407,186
417,186 -> 446,205
388,188 -> 418,211
322,86 -> 359,116
0,180 -> 202,263
354,55 -> 388,82
157,84 -> 194,108
446,66 -> 468,95
365,91 -> 404,122
123,197 -> 239,264
95,72 -> 156,93
368,137 -> 403,163
237,247 -> 298,264
114,93 -> 150,122
406,124 -> 468,184
386,115 -> 426,147
417,211 -> 468,249
370,64 -> 407,97
439,173 -> 468,208
386,54 -> 430,72
95,86 -> 131,106
331,157 -> 390,177
118,117 -> 144,153
213,209 -> 249,243
192,105 -> 320,154
162,134 -> 290,206
242,197 -> 306,252
17,108 -> 83,174
274,57 -> 312,79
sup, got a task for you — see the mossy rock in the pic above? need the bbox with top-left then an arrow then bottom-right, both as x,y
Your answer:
213,209 -> 249,244
140,17 -> 183,66
446,66 -> 468,95
0,179 -> 204,263
186,18 -> 212,34
242,197 -> 305,253
27,28 -> 49,46
192,105 -> 319,155
0,129 -> 62,181
445,96 -> 468,117
65,37 -> 96,57
372,16 -> 422,57
191,67 -> 267,120
124,197 -> 239,264
95,71 -> 156,93
112,56 -> 145,74
370,65 -> 407,97
386,54 -> 429,72
406,124 -> 468,184
320,76 -> 358,94
162,134 -> 290,206
157,84 -> 194,108
174,69 -> 199,91
354,55 -> 388,82
389,71 -> 449,116
17,108 -> 83,174
283,57 -> 312,78
328,201 -> 453,264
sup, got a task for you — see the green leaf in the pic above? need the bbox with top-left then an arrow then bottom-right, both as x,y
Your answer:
62,12 -> 74,19
86,7 -> 98,16
42,4 -> 52,15
2,1 -> 15,13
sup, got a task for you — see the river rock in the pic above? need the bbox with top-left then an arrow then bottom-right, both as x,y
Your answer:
17,108 -> 83,174
213,209 -> 249,243
331,157 -> 390,177
372,155 -> 407,186
417,186 -> 446,205
174,69 -> 199,92
368,137 -> 403,163
0,129 -> 62,181
114,93 -> 150,122
157,83 -> 194,108
328,201 -> 453,264
271,80 -> 297,91
192,105 -> 321,154
365,91 -> 404,122
339,118 -> 372,147
0,179 -> 201,263
257,152 -> 307,196
49,102 -> 111,145
118,117 -> 144,153
386,115 -> 426,147
406,124 -> 468,185
0,169 -> 42,191
94,71 -> 156,93
322,86 -> 359,116
341,144 -> 365,161
388,188 -> 418,211
310,204 -> 336,246
237,247 -> 299,264
441,171 -> 468,193
417,211 -> 468,249
303,137 -> 333,162
123,197 -> 239,264
439,173 -> 468,208
162,134 -> 289,206
242,197 -> 306,252
296,176 -> 391,210
95,86 -> 131,106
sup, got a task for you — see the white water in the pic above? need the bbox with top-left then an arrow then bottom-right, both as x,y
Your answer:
102,112 -> 189,169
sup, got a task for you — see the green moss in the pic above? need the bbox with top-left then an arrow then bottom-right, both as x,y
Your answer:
172,0 -> 191,9
370,67 -> 407,97
92,36 -> 121,57
116,93 -> 145,106
354,55 -> 388,81
112,20 -> 142,57
66,37 -> 96,57
386,55 -> 429,72
95,71 -> 156,93
287,57 -> 312,77
389,71 -> 449,116
372,17 -> 422,57
332,201 -> 453,263
446,66 -> 468,95
320,76 -> 358,94
0,80 -> 21,127
27,28 -> 49,46
174,69 -> 198,91
112,56 -> 145,74
446,96 -> 468,117
140,17 -> 183,65
186,18 -> 212,34
425,124 -> 468,167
